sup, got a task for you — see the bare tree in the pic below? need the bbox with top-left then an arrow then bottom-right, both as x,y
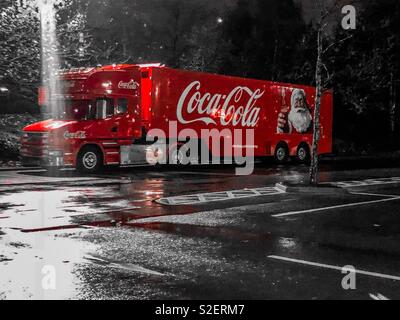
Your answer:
309,0 -> 354,185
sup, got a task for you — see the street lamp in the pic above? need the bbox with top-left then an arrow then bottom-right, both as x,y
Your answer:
0,87 -> 9,96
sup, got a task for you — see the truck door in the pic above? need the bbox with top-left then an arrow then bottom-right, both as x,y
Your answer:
114,97 -> 129,140
94,98 -> 118,140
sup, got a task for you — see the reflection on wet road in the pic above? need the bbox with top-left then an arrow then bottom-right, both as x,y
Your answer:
2,162 -> 400,299
0,165 -> 298,231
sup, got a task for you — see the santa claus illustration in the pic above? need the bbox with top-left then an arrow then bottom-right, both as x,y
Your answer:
277,89 -> 313,134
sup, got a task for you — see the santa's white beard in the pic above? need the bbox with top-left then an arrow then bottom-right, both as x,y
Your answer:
288,108 -> 312,133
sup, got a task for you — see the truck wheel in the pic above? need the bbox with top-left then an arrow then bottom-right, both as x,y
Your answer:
274,143 -> 289,164
77,146 -> 103,173
296,144 -> 310,164
170,145 -> 187,165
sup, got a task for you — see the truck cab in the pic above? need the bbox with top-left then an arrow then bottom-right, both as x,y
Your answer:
21,64 -> 158,173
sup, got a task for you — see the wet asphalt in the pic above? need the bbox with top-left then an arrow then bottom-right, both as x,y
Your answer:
1,158 -> 400,300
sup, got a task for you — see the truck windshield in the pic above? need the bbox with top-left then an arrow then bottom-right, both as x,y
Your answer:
54,100 -> 94,120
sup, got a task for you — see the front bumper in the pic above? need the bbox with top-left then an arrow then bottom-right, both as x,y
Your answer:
20,132 -> 69,168
21,155 -> 65,168
21,156 -> 42,167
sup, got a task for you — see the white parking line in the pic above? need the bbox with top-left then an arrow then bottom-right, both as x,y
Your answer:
369,293 -> 390,300
351,192 -> 400,198
84,255 -> 165,276
267,255 -> 400,281
272,196 -> 400,218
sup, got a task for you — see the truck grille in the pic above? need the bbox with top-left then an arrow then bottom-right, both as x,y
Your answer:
21,132 -> 48,157
22,145 -> 45,157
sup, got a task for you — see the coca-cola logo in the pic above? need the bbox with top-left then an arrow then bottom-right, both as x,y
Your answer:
118,80 -> 139,90
64,131 -> 86,139
177,81 -> 264,127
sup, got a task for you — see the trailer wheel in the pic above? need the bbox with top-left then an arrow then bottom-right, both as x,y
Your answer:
274,143 -> 289,164
171,146 -> 188,166
77,146 -> 103,173
296,143 -> 310,164
168,144 -> 197,166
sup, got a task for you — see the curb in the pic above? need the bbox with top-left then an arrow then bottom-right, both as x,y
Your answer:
275,182 -> 349,195
0,179 -> 128,188
320,155 -> 400,163
0,167 -> 40,172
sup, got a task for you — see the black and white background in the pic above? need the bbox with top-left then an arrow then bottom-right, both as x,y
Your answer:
1,0 -> 400,303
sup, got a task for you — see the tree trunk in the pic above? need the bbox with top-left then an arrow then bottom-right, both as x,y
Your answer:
309,28 -> 323,185
390,72 -> 396,136
271,37 -> 279,81
122,24 -> 128,59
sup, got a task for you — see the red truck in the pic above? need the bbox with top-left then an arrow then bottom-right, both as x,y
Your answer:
20,64 -> 332,173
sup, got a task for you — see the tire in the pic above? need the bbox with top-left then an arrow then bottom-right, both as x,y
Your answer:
274,143 -> 289,164
296,144 -> 310,164
77,146 -> 103,173
169,145 -> 188,165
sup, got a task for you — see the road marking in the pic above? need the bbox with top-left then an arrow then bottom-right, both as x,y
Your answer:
84,255 -> 165,276
272,196 -> 400,218
324,177 -> 400,188
369,293 -> 390,300
267,255 -> 400,281
156,186 -> 285,206
351,192 -> 400,198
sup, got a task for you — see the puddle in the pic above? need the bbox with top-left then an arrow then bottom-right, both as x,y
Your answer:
0,228 -> 97,300
0,188 -> 142,230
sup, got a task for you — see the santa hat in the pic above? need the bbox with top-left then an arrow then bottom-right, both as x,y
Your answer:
291,89 -> 306,108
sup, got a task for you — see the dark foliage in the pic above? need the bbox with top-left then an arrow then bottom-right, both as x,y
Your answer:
0,0 -> 399,153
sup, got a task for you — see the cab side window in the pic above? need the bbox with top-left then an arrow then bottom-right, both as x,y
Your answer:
95,98 -> 114,119
116,98 -> 128,115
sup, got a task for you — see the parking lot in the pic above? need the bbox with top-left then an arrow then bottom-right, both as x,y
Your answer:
1,161 -> 400,299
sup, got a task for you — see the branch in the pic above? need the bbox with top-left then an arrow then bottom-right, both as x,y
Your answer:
323,34 -> 353,54
7,54 -> 38,64
321,63 -> 331,80
121,56 -> 132,64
